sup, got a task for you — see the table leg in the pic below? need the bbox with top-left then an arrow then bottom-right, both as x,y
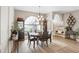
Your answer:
50,37 -> 52,43
41,41 -> 44,47
46,40 -> 48,47
37,39 -> 39,46
33,40 -> 35,48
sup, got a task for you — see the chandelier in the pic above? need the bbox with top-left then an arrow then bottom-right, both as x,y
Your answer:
37,6 -> 44,21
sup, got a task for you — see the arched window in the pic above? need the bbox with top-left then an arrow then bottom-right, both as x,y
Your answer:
25,16 -> 39,24
24,16 -> 40,32
53,14 -> 64,26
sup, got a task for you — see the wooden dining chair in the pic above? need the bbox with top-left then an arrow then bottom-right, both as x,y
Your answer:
48,32 -> 52,43
27,32 -> 37,48
39,31 -> 49,47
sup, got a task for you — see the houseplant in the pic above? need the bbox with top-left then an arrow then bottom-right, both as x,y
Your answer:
75,28 -> 79,42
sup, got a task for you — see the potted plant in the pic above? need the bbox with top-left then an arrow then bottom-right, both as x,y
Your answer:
75,29 -> 79,42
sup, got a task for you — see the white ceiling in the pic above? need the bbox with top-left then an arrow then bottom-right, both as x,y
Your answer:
14,6 -> 79,14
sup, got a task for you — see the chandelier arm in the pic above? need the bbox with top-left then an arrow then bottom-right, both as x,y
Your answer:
37,6 -> 44,21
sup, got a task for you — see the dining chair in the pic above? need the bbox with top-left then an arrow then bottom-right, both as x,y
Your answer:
39,31 -> 49,47
27,32 -> 37,48
48,32 -> 52,43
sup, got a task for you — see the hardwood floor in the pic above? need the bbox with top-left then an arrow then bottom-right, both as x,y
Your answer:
9,35 -> 79,53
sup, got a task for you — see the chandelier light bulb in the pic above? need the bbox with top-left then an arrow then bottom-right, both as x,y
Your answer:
38,15 -> 40,18
39,18 -> 41,20
41,16 -> 43,18
42,18 -> 44,20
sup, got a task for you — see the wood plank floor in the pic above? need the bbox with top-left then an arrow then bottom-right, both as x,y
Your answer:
9,36 -> 79,53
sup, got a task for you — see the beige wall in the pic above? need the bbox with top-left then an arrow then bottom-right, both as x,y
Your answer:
15,10 -> 55,33
63,11 -> 79,31
46,10 -> 79,35
15,10 -> 46,20
14,10 -> 47,33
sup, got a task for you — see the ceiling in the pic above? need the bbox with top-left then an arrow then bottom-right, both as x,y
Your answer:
14,6 -> 79,14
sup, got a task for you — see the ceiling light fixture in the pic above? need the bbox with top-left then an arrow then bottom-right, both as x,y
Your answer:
37,6 -> 44,21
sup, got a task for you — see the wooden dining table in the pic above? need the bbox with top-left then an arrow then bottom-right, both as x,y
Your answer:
29,32 -> 52,47
29,32 -> 40,48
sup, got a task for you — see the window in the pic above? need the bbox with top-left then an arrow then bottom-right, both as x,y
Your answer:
53,14 -> 64,26
24,16 -> 41,32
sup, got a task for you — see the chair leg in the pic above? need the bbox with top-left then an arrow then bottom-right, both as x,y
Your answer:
28,40 -> 29,44
50,38 -> 52,43
46,40 -> 48,47
37,39 -> 39,46
41,41 -> 44,47
29,41 -> 31,47
33,40 -> 35,48
28,40 -> 30,45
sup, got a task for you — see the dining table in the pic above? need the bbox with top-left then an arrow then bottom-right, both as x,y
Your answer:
29,32 -> 41,47
29,32 -> 52,47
